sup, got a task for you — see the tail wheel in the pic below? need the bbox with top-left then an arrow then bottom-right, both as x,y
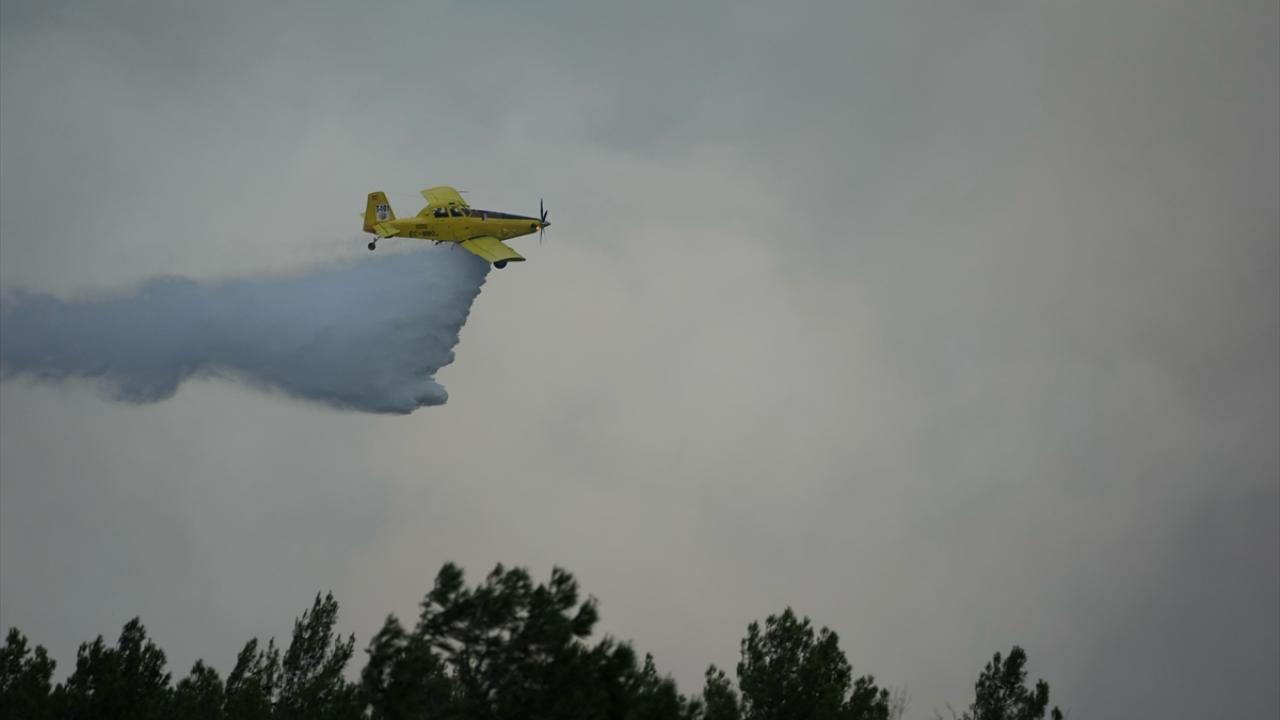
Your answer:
368,242 -> 377,251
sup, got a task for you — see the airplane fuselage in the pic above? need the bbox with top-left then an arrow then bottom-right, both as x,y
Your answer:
382,210 -> 544,244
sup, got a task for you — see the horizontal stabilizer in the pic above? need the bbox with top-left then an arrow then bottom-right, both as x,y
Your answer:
373,223 -> 400,238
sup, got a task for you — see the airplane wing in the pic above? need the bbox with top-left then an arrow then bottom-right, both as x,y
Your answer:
460,236 -> 525,264
420,186 -> 469,209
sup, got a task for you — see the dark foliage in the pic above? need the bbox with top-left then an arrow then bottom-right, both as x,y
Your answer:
361,614 -> 452,719
1,628 -> 56,720
57,618 -> 172,720
277,593 -> 361,720
224,637 -> 281,720
734,608 -> 890,720
700,665 -> 741,720
395,562 -> 696,719
959,646 -> 1063,720
0,562 -> 1065,720
172,661 -> 226,720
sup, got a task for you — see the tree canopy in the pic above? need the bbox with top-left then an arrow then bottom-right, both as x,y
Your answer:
959,646 -> 1063,720
0,562 -> 1065,719
734,608 -> 889,720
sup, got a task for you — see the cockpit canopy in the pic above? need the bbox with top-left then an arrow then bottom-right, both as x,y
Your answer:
429,206 -> 529,222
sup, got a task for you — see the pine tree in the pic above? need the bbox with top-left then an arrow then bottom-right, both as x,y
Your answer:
701,665 -> 742,720
0,628 -> 56,720
171,660 -> 225,720
736,608 -> 889,720
224,637 -> 280,720
277,592 -> 361,720
960,646 -> 1062,720
58,618 -> 172,720
361,614 -> 452,720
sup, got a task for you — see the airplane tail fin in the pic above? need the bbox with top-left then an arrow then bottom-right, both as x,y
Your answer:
363,192 -> 395,232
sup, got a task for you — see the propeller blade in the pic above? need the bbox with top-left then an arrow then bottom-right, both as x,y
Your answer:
539,198 -> 549,244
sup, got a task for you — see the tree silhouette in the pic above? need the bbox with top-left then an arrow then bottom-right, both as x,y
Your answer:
959,646 -> 1062,720
361,614 -> 452,719
736,608 -> 889,720
700,665 -> 741,720
224,637 -> 281,720
0,562 -> 1068,720
624,653 -> 692,720
57,618 -> 171,720
1,628 -> 56,719
172,660 -> 226,720
277,592 -> 360,720
406,562 -> 694,719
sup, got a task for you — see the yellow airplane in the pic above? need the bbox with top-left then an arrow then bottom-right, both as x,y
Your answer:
361,186 -> 549,268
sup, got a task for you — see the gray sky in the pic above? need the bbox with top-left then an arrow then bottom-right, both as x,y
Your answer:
2,0 -> 1277,717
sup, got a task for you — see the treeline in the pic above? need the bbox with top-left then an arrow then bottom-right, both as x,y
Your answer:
0,562 -> 1062,720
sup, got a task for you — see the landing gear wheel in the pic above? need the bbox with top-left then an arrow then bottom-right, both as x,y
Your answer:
368,242 -> 377,251
494,261 -> 507,269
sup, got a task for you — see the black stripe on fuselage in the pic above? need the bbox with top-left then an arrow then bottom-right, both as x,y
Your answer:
470,209 -> 535,221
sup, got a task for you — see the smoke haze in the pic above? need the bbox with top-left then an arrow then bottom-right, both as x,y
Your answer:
0,248 -> 490,413
2,1 -> 1276,717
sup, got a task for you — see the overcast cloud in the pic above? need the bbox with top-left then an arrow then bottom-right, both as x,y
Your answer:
1,1 -> 1277,718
